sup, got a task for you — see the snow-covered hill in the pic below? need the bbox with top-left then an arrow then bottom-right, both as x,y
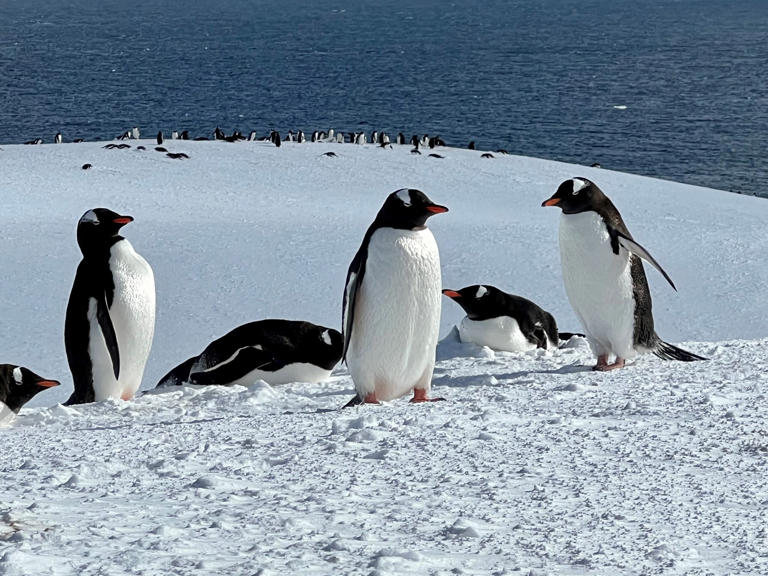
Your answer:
1,139 -> 766,575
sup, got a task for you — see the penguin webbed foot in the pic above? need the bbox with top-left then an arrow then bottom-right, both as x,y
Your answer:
592,356 -> 625,371
410,388 -> 446,403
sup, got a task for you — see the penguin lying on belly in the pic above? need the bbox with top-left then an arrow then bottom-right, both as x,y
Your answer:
542,177 -> 705,371
0,364 -> 60,426
442,284 -> 580,352
156,320 -> 343,388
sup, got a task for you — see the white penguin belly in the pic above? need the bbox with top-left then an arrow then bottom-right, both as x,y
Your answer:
558,212 -> 636,360
88,240 -> 156,401
0,401 -> 15,427
458,316 -> 543,352
347,228 -> 441,401
213,362 -> 332,387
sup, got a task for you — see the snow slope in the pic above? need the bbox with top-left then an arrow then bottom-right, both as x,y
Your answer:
1,139 -> 767,574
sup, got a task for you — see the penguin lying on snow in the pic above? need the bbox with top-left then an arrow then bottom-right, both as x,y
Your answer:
0,365 -> 59,425
156,320 -> 343,387
442,284 -> 580,352
343,188 -> 448,406
65,209 -> 156,404
542,177 -> 705,371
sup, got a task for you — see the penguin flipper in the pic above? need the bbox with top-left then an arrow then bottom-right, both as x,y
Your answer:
610,227 -> 677,291
189,346 -> 284,385
97,295 -> 120,379
155,356 -> 198,387
342,243 -> 368,362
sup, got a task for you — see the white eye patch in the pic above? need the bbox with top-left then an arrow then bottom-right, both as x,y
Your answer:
80,209 -> 99,224
395,188 -> 412,206
321,330 -> 332,346
13,367 -> 23,386
475,286 -> 488,298
572,179 -> 587,195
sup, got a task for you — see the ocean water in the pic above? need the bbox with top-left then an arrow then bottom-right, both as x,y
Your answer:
0,0 -> 766,196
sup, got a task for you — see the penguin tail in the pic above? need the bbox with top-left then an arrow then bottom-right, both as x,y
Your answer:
653,340 -> 707,362
558,332 -> 585,341
342,395 -> 363,409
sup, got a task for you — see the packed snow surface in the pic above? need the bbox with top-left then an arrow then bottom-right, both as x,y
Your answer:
1,140 -> 767,574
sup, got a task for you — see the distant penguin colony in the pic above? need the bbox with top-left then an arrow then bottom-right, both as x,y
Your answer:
542,178 -> 705,370
65,209 -> 156,404
342,188 -> 448,405
157,320 -> 342,388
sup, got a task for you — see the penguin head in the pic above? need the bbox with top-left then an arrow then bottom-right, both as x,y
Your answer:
1,364 -> 59,413
313,327 -> 343,368
442,285 -> 503,320
375,188 -> 448,230
76,208 -> 134,256
542,178 -> 607,214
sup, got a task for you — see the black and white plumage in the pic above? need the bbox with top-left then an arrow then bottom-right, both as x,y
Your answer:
542,177 -> 705,370
54,132 -> 62,144
155,320 -> 342,387
342,188 -> 448,405
442,284 -> 568,352
65,209 -> 156,404
0,365 -> 59,425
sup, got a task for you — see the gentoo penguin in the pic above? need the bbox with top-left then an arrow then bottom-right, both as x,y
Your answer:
65,209 -> 156,404
155,320 -> 342,387
131,126 -> 140,140
0,365 -> 59,425
54,132 -> 62,144
343,188 -> 448,405
397,132 -> 405,145
171,130 -> 179,140
542,178 -> 705,370
298,130 -> 306,143
156,131 -> 163,145
442,285 -> 562,351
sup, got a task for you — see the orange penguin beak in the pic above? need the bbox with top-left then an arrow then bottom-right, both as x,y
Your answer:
113,216 -> 134,225
426,204 -> 449,214
37,380 -> 60,388
442,289 -> 461,298
541,197 -> 560,207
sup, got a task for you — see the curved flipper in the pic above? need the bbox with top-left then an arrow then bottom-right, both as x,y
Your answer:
97,294 -> 120,379
189,346 -> 284,385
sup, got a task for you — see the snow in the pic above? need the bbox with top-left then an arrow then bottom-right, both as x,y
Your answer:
1,139 -> 767,574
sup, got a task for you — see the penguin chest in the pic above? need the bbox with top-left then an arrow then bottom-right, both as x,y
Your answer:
349,228 -> 442,400
558,212 -> 636,358
89,240 -> 156,401
220,362 -> 333,387
458,316 -> 539,352
0,401 -> 15,427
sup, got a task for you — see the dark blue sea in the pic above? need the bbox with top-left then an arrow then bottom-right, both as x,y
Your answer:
0,0 -> 766,196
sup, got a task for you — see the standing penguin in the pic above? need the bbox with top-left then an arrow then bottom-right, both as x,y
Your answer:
542,178 -> 704,370
65,209 -> 156,404
0,365 -> 59,425
343,188 -> 448,405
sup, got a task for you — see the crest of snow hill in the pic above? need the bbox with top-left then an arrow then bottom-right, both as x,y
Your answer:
2,129 -> 709,423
